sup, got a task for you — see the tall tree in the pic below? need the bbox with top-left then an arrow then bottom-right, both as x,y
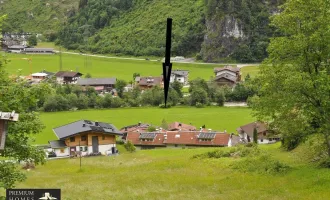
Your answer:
0,16 -> 46,189
115,79 -> 127,98
28,34 -> 37,46
251,0 -> 330,153
253,127 -> 258,144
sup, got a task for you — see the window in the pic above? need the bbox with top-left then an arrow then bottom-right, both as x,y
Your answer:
263,132 -> 266,136
79,146 -> 88,152
60,148 -> 65,153
70,137 -> 75,142
81,135 -> 87,141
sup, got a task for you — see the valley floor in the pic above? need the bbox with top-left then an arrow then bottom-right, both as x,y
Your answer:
1,143 -> 329,200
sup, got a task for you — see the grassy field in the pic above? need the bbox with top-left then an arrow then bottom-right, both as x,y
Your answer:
1,143 -> 330,200
3,52 -> 258,81
36,106 -> 254,144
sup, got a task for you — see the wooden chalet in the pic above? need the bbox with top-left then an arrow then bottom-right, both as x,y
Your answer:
49,120 -> 123,157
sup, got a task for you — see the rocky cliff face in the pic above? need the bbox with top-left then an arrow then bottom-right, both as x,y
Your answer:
201,0 -> 283,62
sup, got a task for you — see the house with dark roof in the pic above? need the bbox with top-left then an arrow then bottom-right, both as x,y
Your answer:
55,71 -> 83,84
135,76 -> 163,90
49,120 -> 123,157
237,121 -> 280,144
213,66 -> 241,86
126,130 -> 238,149
77,78 -> 117,93
169,70 -> 189,85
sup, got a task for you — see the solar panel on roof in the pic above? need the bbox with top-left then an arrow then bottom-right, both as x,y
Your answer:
90,126 -> 104,132
139,133 -> 156,139
198,133 -> 216,139
98,122 -> 112,129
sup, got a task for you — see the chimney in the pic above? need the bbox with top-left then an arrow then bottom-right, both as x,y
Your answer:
178,123 -> 182,127
82,123 -> 86,127
95,121 -> 99,126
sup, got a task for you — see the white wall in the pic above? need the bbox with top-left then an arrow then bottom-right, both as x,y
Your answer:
56,77 -> 63,84
258,139 -> 270,144
87,144 -> 116,155
53,148 -> 70,157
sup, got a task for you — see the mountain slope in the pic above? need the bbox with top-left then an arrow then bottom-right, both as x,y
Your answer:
0,0 -> 79,33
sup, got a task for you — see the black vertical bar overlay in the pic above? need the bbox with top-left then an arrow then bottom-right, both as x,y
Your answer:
163,18 -> 173,107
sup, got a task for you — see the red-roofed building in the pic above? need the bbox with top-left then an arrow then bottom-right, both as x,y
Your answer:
167,122 -> 196,131
126,130 -> 238,149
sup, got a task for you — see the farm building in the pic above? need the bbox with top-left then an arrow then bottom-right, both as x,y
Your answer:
135,76 -> 164,90
6,45 -> 26,53
126,130 -> 239,150
237,121 -> 280,144
213,66 -> 241,86
167,122 -> 196,131
23,48 -> 54,54
77,78 -> 117,93
55,71 -> 83,84
49,120 -> 123,157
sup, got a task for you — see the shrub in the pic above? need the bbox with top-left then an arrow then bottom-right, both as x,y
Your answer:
231,155 -> 290,174
124,141 -> 136,153
195,102 -> 204,108
159,103 -> 172,108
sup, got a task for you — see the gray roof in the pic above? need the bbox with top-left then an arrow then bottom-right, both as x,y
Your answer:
49,140 -> 67,148
77,78 -> 117,86
214,73 -> 237,83
24,48 -> 54,52
8,45 -> 26,49
40,70 -> 55,76
171,70 -> 189,77
53,120 -> 122,139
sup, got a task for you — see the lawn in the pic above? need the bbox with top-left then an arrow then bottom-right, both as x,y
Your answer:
4,53 -> 220,81
35,106 -> 254,144
3,53 -> 259,81
1,143 -> 330,200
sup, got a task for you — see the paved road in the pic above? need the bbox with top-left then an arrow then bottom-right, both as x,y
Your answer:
55,51 -> 260,68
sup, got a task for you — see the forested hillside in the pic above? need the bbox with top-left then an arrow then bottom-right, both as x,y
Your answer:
1,0 -> 284,62
0,0 -> 79,33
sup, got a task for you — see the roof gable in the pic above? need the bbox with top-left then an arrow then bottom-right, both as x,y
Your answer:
77,78 -> 117,86
238,121 -> 268,137
52,120 -> 122,139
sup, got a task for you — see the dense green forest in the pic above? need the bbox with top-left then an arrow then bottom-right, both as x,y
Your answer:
0,0 -> 79,34
1,0 -> 284,62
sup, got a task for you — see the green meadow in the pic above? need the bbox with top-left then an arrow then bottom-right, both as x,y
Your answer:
1,143 -> 329,200
4,52 -> 258,81
36,106 -> 254,144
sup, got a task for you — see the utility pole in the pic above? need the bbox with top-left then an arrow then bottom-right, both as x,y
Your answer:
79,140 -> 82,170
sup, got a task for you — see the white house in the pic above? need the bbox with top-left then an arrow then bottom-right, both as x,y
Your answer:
169,70 -> 189,85
236,121 -> 280,144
